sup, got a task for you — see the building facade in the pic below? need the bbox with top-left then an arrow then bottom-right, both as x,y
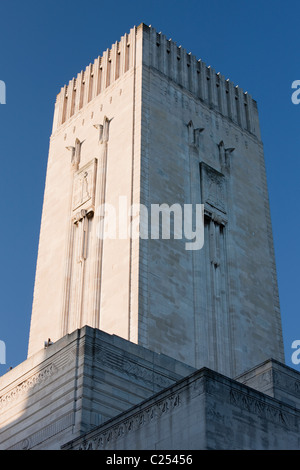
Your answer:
0,24 -> 296,450
28,23 -> 283,377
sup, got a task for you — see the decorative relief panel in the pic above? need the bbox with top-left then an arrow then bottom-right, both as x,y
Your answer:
9,412 -> 73,450
273,370 -> 300,397
229,388 -> 296,429
200,162 -> 226,215
72,159 -> 97,212
0,364 -> 56,410
94,345 -> 176,389
76,392 -> 182,450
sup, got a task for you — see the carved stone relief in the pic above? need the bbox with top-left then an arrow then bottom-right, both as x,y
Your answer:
72,159 -> 97,213
229,388 -> 296,429
77,392 -> 182,450
0,364 -> 56,410
200,162 -> 226,215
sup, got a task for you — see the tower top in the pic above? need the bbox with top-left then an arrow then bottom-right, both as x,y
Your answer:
52,23 -> 259,138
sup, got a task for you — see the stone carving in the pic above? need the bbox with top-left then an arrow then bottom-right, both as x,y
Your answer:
200,162 -> 226,214
273,370 -> 300,397
77,393 -> 182,450
93,116 -> 112,143
0,364 -> 55,410
229,388 -> 295,429
72,159 -> 97,212
93,123 -> 103,142
52,351 -> 75,371
94,346 -> 175,389
187,120 -> 204,148
218,140 -> 234,172
66,138 -> 82,170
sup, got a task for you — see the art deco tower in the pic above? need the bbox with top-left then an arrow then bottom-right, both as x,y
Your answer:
27,23 -> 284,378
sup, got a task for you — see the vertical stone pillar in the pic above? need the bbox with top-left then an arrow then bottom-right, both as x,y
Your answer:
91,116 -> 111,329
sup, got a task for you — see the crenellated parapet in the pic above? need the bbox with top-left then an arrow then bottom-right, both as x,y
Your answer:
142,24 -> 258,136
52,23 -> 259,137
52,26 -> 138,132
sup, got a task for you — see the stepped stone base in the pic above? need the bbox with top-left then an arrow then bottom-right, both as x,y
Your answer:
64,360 -> 300,450
1,326 -> 299,450
0,326 -> 194,450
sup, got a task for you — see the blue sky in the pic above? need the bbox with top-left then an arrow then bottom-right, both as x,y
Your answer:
0,0 -> 299,375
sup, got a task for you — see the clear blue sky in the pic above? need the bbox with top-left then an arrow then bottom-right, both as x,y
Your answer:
0,0 -> 299,375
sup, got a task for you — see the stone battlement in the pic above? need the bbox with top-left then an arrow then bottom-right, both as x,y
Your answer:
52,25 -> 138,132
142,24 -> 256,135
52,23 -> 257,137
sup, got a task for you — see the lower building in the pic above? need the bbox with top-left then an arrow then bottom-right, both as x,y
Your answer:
0,326 -> 299,450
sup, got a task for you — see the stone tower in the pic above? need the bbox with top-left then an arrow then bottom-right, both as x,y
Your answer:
2,23 -> 298,453
27,23 -> 284,378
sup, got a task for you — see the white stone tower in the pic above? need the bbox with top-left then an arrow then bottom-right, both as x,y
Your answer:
2,24 -> 296,453
27,23 -> 284,378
